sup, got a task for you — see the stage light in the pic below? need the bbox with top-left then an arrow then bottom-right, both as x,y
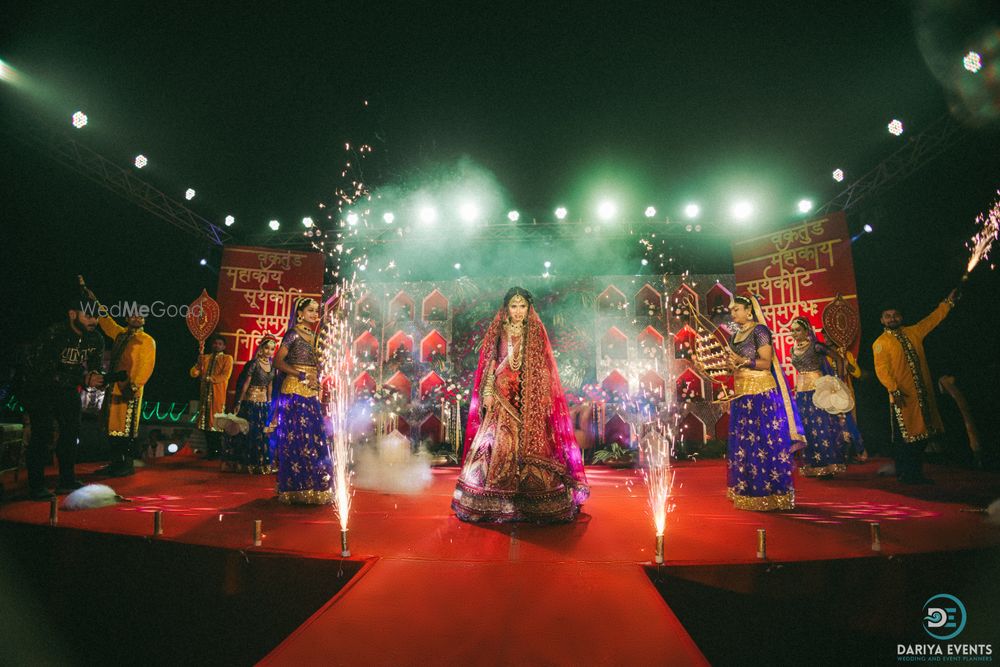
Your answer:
383,212 -> 395,224
507,210 -> 520,222
199,258 -> 207,266
185,188 -> 196,200
346,212 -> 359,225
224,215 -> 235,226
731,201 -> 754,222
459,201 -> 479,223
359,264 -> 367,271
644,206 -> 657,218
863,223 -> 873,233
694,224 -> 702,232
554,206 -> 568,220
683,203 -> 700,219
964,51 -> 982,73
453,262 -> 461,270
887,119 -> 904,136
166,443 -> 179,454
269,219 -> 280,230
542,271 -> 550,278
797,199 -> 813,214
0,59 -> 17,83
544,260 -> 551,268
597,200 -> 617,221
685,224 -> 693,232
71,111 -> 88,128
832,169 -> 844,182
134,155 -> 148,169
641,258 -> 649,266
419,206 -> 438,224
302,217 -> 314,228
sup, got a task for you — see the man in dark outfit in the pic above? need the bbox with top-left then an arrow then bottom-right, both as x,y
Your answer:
23,291 -> 106,499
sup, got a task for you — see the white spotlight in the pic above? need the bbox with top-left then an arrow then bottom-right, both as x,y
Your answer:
863,224 -> 873,233
797,199 -> 813,214
383,212 -> 395,224
832,169 -> 845,182
543,260 -> 551,268
199,258 -> 207,266
641,258 -> 649,266
166,443 -> 179,454
731,201 -> 754,221
269,219 -> 280,231
597,200 -> 617,221
683,203 -> 701,219
459,201 -> 479,223
71,111 -> 88,128
346,212 -> 359,225
507,210 -> 520,222
302,217 -> 314,228
185,188 -> 196,200
964,51 -> 982,73
554,206 -> 568,220
887,119 -> 904,136
419,206 -> 438,224
644,206 -> 657,218
224,215 -> 235,226
134,155 -> 148,169
453,262 -> 461,270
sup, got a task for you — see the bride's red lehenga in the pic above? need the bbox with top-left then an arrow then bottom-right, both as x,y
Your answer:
452,301 -> 589,523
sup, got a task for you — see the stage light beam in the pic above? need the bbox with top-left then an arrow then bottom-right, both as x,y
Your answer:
683,203 -> 700,219
459,201 -> 479,223
383,212 -> 395,224
798,199 -> 813,214
419,206 -> 438,224
346,212 -> 359,225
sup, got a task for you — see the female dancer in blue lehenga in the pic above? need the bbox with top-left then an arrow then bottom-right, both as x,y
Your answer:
725,296 -> 804,511
224,336 -> 277,474
789,317 -> 863,477
271,298 -> 333,504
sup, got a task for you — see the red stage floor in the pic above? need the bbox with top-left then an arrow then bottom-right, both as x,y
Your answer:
2,457 -> 998,665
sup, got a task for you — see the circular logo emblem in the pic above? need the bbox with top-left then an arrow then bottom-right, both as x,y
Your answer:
923,594 -> 967,641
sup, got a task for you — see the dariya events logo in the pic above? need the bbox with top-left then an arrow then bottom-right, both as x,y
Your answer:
897,594 -> 992,662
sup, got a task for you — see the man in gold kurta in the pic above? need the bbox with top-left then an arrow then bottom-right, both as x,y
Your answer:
190,335 -> 233,459
98,311 -> 156,476
872,290 -> 956,483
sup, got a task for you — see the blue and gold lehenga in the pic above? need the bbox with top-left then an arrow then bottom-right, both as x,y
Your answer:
272,328 -> 332,504
223,358 -> 276,474
726,324 -> 799,511
791,341 -> 853,477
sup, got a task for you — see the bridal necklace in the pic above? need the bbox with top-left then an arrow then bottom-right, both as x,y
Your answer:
505,320 -> 524,371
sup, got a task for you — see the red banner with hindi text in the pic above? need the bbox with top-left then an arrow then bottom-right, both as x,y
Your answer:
216,245 -> 325,405
731,212 -> 860,378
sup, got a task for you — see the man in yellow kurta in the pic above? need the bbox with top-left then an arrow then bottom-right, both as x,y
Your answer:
872,290 -> 956,483
98,310 -> 156,476
190,335 -> 233,459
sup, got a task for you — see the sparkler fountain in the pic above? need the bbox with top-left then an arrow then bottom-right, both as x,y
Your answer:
322,282 -> 359,557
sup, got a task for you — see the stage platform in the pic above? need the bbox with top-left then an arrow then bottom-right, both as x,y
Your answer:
2,456 -> 999,665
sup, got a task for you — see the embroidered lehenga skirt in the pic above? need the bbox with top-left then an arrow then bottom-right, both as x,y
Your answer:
452,367 -> 579,523
272,366 -> 332,504
726,369 -> 796,511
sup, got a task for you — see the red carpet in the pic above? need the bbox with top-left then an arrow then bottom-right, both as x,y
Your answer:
2,456 -> 998,665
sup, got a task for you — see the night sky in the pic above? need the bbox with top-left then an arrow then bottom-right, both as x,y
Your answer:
3,2 -> 999,451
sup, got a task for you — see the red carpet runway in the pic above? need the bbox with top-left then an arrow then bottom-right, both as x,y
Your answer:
2,456 -> 998,665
